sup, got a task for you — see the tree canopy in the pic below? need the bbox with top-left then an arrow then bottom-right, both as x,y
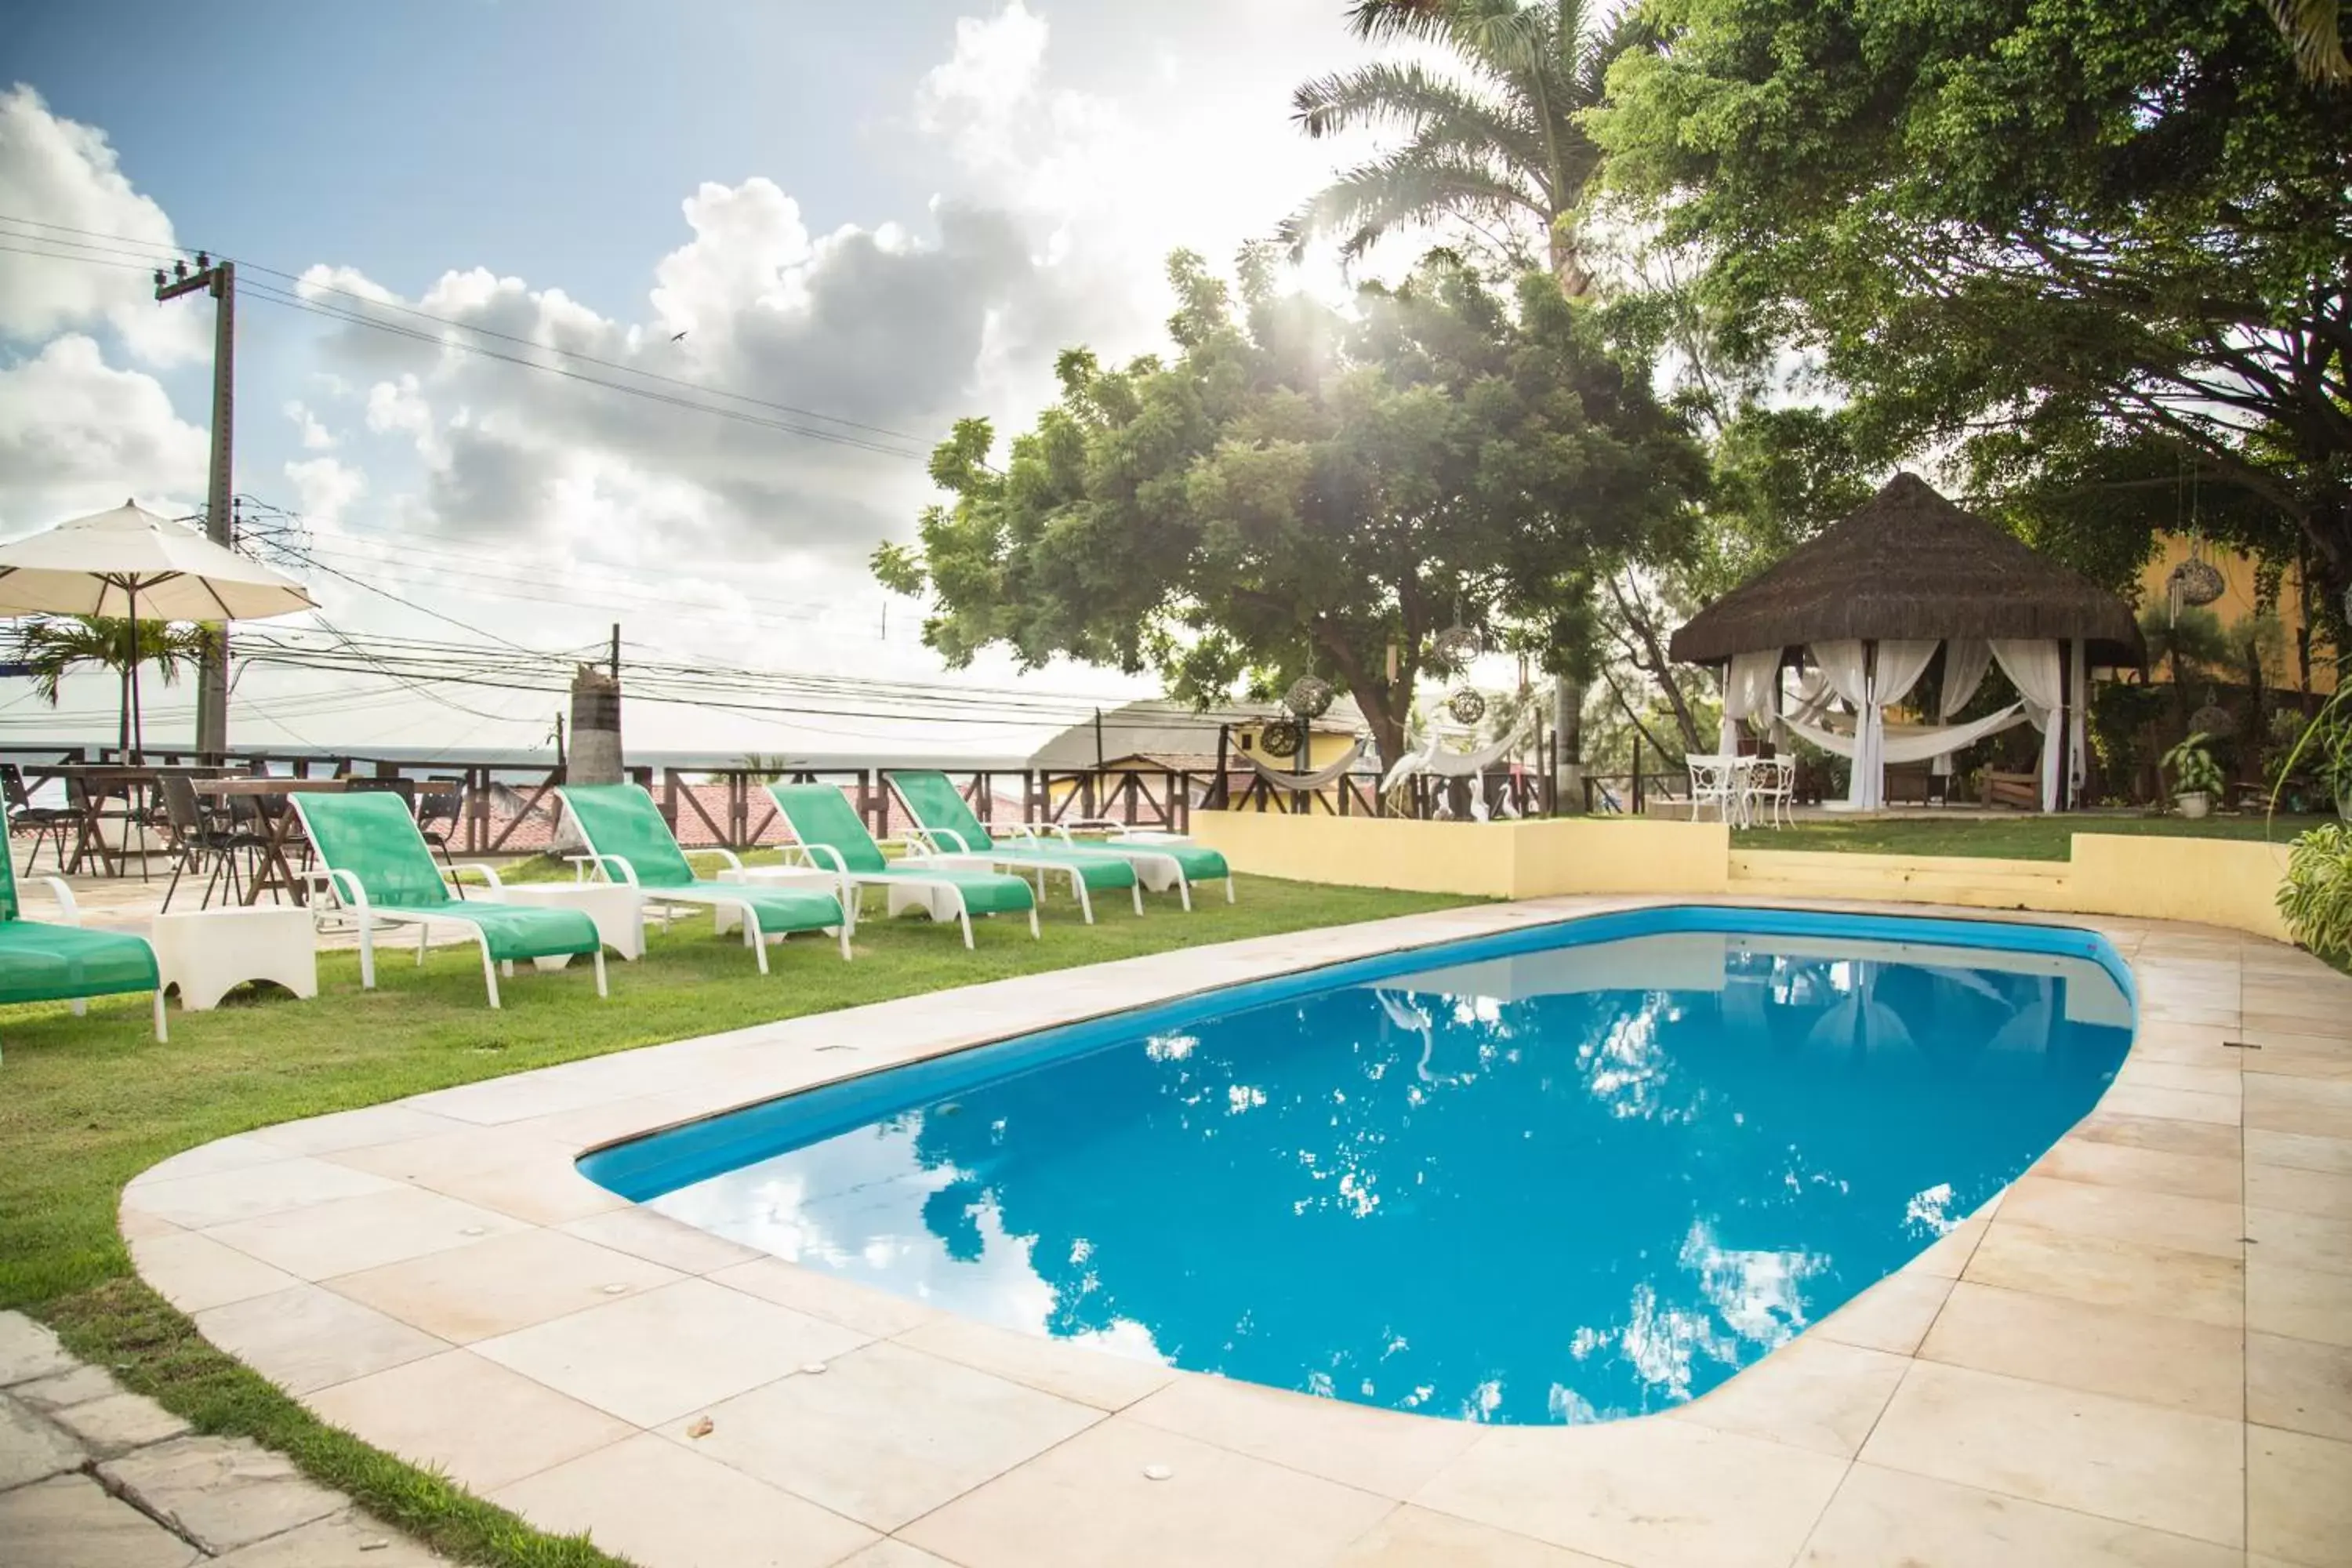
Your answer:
1593,0 -> 2352,608
873,252 -> 1704,764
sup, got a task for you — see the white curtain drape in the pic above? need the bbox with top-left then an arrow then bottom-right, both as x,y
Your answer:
1874,640 -> 1939,708
1813,641 -> 1870,707
1809,639 -> 1936,811
1717,649 -> 1781,753
1935,638 -> 1993,775
1992,639 -> 2064,811
1809,640 -> 1880,809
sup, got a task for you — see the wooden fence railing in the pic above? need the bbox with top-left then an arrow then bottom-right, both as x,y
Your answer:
1,744 -> 1575,852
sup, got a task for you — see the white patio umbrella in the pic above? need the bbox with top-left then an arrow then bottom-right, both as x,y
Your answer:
0,499 -> 317,759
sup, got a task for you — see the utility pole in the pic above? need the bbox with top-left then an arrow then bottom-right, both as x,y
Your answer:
154,253 -> 234,757
609,622 -> 621,680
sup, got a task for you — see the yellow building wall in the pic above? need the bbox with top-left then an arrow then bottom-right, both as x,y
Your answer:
1190,812 -> 2297,943
2140,538 -> 2334,695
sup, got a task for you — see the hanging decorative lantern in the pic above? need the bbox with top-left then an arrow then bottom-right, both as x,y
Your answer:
1284,675 -> 1334,719
2187,703 -> 2236,740
2168,557 -> 2224,610
1430,625 -> 1481,674
1446,687 -> 1487,725
1258,718 -> 1301,758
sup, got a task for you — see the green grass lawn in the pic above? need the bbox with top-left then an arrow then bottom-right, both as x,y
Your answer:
2,874 -> 1474,1566
1731,812 -> 2332,861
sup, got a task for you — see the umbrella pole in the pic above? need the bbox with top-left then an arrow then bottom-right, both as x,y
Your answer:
127,583 -> 143,765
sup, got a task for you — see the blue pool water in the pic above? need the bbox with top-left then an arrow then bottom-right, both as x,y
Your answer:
582,908 -> 2133,1425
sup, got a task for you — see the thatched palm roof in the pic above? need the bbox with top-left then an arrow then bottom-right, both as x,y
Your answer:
1669,473 -> 2145,666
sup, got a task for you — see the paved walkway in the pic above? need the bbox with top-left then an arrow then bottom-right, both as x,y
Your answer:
113,897 -> 2352,1567
0,1310 -> 445,1567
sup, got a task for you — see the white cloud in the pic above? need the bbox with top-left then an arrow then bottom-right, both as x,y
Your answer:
0,335 -> 206,534
284,456 -> 364,528
285,400 -> 336,450
0,85 -> 206,365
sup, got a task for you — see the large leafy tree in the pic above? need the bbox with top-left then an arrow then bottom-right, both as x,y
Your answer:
873,252 -> 1704,766
1282,0 -> 1643,295
13,615 -> 220,756
1594,0 -> 2352,608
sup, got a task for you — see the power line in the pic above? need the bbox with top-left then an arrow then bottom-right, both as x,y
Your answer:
0,223 -> 933,461
0,213 -> 938,448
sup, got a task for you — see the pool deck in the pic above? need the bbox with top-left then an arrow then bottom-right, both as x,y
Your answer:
122,896 -> 2352,1568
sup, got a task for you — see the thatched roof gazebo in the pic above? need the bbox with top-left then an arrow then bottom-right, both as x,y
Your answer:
1670,474 -> 2143,811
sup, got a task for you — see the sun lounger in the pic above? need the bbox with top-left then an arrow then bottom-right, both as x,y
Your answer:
876,771 -> 1140,921
291,791 -> 606,1007
0,800 -> 166,1052
765,783 -> 1038,946
888,770 -> 1230,910
556,784 -> 849,969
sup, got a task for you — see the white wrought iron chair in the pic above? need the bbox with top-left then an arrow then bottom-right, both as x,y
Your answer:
1685,755 -> 1744,823
1747,757 -> 1796,829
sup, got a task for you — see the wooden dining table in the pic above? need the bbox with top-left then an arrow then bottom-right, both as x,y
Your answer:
52,763 -> 220,880
193,777 -> 348,906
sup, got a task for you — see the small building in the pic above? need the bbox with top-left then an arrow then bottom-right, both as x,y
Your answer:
1027,698 -> 1366,775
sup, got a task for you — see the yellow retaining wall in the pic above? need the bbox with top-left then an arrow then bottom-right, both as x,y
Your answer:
2065,834 -> 2293,942
1189,811 -> 2299,943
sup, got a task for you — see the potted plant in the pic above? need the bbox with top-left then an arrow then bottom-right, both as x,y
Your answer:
2161,732 -> 2225,818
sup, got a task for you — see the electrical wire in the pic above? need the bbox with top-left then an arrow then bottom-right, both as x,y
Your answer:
0,213 -> 935,448
0,222 -> 931,460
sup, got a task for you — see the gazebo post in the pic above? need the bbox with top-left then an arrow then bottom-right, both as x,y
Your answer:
1861,639 -> 1881,813
2066,639 -> 2089,810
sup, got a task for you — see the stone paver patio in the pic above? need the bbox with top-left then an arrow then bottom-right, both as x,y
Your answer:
0,1309 -> 447,1566
109,896 -> 2352,1566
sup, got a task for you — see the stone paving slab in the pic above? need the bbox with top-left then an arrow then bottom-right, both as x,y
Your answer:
99,1436 -> 349,1555
0,1308 -> 452,1567
0,1472 -> 201,1567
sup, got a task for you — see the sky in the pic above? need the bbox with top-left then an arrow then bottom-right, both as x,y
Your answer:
0,0 -> 1401,762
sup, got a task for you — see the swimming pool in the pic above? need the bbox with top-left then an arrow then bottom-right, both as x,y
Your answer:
580,906 -> 2133,1425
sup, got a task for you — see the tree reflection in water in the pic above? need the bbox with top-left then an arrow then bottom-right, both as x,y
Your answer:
650,935 -> 2129,1425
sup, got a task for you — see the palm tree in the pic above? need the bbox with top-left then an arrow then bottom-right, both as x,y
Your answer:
13,615 -> 221,757
1280,0 -> 1641,294
2271,0 -> 2348,84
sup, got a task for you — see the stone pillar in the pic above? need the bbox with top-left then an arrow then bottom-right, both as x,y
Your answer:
569,665 -> 622,786
555,665 -> 621,855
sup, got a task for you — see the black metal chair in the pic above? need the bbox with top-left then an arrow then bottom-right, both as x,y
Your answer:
2,764 -> 76,874
158,774 -> 265,911
415,779 -> 463,882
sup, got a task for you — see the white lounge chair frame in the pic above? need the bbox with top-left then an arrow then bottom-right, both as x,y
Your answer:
901,823 -> 1142,922
306,858 -> 608,1009
780,837 -> 1040,949
570,845 -> 852,971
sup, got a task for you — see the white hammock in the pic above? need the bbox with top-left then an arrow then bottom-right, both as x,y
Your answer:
1378,714 -> 1536,793
1781,702 -> 2028,766
1236,737 -> 1370,791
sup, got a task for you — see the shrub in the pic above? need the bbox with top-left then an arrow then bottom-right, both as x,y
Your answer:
2279,824 -> 2352,966
2160,733 -> 2225,800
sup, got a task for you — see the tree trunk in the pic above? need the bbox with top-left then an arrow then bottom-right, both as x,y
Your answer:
1552,673 -> 1585,814
1547,223 -> 1593,299
1606,576 -> 1705,753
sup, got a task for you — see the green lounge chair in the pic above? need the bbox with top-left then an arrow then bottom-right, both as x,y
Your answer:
888,770 -> 1231,910
764,783 -> 1039,946
556,783 -> 849,969
0,800 -> 166,1053
877,771 -> 1139,922
291,791 -> 605,1007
